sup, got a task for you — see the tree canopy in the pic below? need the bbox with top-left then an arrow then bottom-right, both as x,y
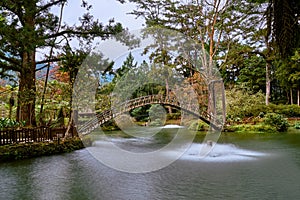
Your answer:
0,0 -> 123,126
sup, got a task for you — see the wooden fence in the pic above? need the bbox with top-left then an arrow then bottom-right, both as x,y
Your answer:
0,126 -> 77,146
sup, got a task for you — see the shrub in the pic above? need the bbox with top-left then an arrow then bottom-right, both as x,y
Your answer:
0,138 -> 84,162
263,113 -> 289,132
225,124 -> 276,132
226,87 -> 300,120
226,89 -> 265,119
272,104 -> 300,117
167,113 -> 181,120
149,118 -> 164,126
0,118 -> 25,129
188,120 -> 209,131
295,122 -> 300,129
148,105 -> 166,120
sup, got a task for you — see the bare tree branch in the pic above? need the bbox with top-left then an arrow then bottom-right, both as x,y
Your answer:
37,0 -> 67,13
0,53 -> 20,67
42,29 -> 114,40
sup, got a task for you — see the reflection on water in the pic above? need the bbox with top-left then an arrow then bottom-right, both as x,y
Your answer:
0,132 -> 300,199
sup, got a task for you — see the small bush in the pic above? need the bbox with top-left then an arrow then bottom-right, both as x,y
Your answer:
226,88 -> 300,120
188,120 -> 209,131
266,104 -> 300,117
167,113 -> 181,120
295,122 -> 300,129
263,113 -> 289,132
0,138 -> 84,162
226,89 -> 265,119
149,118 -> 164,126
148,104 -> 167,123
225,124 -> 276,132
0,118 -> 25,129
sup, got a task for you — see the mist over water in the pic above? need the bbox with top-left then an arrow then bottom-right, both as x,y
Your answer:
92,126 -> 269,163
92,134 -> 269,164
182,143 -> 269,162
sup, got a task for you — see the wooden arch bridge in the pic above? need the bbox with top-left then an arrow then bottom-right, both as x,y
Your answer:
78,94 -> 224,135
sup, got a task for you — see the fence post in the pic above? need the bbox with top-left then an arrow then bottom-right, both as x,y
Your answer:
12,129 -> 17,144
49,127 -> 53,141
32,128 -> 37,142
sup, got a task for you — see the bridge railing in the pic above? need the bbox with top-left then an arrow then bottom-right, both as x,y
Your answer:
77,94 -> 222,135
0,127 -> 73,146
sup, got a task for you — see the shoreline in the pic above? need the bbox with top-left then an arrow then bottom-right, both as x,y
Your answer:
0,137 -> 85,163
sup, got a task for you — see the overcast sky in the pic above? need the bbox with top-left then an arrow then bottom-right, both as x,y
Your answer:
60,0 -> 144,30
36,1 -> 145,61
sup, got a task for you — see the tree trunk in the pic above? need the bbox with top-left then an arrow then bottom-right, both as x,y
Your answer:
265,62 -> 271,105
39,62 -> 50,125
290,88 -> 293,105
64,75 -> 75,139
297,89 -> 300,106
286,90 -> 290,104
165,78 -> 172,114
16,4 -> 37,127
17,52 -> 37,126
64,110 -> 74,139
9,95 -> 14,119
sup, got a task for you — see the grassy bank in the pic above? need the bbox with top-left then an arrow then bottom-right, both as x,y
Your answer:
0,138 -> 85,162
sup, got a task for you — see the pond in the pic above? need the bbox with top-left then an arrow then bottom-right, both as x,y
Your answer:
1,128 -> 300,200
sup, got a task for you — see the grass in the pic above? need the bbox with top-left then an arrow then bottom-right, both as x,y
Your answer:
224,124 -> 277,133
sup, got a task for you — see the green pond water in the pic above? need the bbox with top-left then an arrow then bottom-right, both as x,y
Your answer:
1,128 -> 300,200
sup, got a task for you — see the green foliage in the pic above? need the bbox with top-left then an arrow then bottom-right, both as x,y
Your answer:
263,113 -> 289,132
113,52 -> 137,83
0,138 -> 84,162
101,119 -> 120,131
295,122 -> 300,129
167,113 -> 181,120
0,118 -> 25,129
148,104 -> 166,118
226,87 -> 300,121
225,124 -> 276,133
188,120 -> 209,131
226,88 -> 265,119
148,104 -> 166,126
81,135 -> 93,147
0,0 -> 124,125
149,118 -> 164,126
235,104 -> 300,119
252,104 -> 300,118
268,104 -> 300,117
272,0 -> 300,58
48,107 -> 66,128
130,106 -> 149,121
237,56 -> 266,93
